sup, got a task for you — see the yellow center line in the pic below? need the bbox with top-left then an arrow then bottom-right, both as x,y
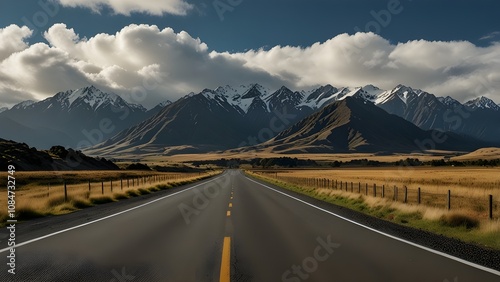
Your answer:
227,211 -> 231,217
229,203 -> 232,208
219,237 -> 231,282
230,196 -> 233,200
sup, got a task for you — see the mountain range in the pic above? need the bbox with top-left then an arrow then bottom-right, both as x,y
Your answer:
2,83 -> 500,156
254,97 -> 487,153
0,86 -> 168,149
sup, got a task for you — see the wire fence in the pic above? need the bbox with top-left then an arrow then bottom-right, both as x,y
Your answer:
31,173 -> 207,202
256,172 -> 499,220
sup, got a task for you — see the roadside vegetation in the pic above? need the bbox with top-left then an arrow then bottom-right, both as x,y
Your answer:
0,170 -> 221,226
246,169 -> 500,250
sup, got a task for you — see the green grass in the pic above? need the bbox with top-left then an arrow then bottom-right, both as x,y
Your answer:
247,172 -> 500,250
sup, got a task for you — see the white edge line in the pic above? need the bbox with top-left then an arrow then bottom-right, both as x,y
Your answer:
0,174 -> 225,253
246,176 -> 500,277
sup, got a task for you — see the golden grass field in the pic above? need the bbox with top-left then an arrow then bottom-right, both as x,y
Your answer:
247,169 -> 500,249
0,170 -> 219,224
252,167 -> 500,219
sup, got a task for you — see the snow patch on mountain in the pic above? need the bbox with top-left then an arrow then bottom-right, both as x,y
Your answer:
438,96 -> 461,107
49,86 -> 146,112
465,96 -> 500,110
12,100 -> 37,110
215,84 -> 270,113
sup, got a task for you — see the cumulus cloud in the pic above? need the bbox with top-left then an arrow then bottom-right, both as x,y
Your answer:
217,33 -> 500,103
0,25 -> 32,61
56,0 -> 193,16
0,23 -> 499,109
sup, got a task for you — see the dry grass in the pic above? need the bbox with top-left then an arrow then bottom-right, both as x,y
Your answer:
248,171 -> 500,249
452,147 -> 500,161
0,170 -> 220,224
255,167 -> 500,215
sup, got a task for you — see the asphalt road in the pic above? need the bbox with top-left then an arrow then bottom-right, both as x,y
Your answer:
1,170 -> 499,281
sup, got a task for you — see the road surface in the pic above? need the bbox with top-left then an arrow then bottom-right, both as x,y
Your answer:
1,170 -> 499,281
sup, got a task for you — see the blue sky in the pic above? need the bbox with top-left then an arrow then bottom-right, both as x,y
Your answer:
0,0 -> 499,108
2,0 -> 499,52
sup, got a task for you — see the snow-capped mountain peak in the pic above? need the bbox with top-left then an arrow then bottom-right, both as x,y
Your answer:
437,96 -> 461,107
12,100 -> 36,110
157,100 -> 172,108
465,96 -> 500,110
374,84 -> 417,105
49,86 -> 146,112
213,83 -> 270,113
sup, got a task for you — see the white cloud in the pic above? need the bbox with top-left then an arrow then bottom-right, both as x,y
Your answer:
0,25 -> 32,61
217,33 -> 500,103
0,23 -> 499,109
56,0 -> 193,16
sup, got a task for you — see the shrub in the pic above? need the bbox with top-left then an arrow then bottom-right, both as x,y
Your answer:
113,193 -> 129,200
90,196 -> 114,205
17,207 -> 45,220
440,213 -> 479,229
126,190 -> 140,197
71,199 -> 93,209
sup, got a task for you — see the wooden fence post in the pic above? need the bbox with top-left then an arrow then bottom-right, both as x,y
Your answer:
111,180 -> 113,192
404,186 -> 408,203
417,187 -> 421,205
489,195 -> 493,220
382,185 -> 385,198
64,181 -> 67,202
88,180 -> 91,192
121,179 -> 123,191
101,182 -> 104,195
447,190 -> 451,210
365,183 -> 368,195
373,184 -> 376,197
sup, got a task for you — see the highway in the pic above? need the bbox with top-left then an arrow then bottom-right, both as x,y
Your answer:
1,170 -> 499,281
